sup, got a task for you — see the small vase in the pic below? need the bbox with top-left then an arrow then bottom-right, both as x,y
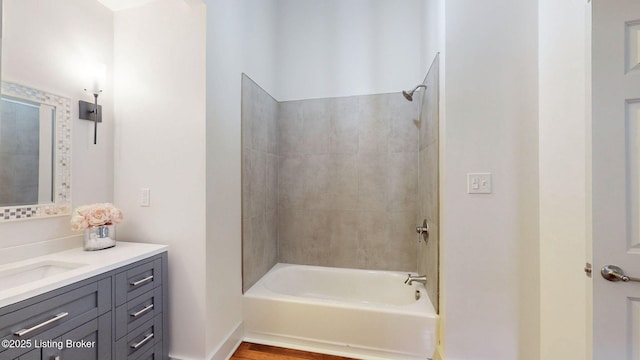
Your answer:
83,225 -> 116,251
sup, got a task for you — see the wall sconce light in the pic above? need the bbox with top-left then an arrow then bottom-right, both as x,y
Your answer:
79,63 -> 105,144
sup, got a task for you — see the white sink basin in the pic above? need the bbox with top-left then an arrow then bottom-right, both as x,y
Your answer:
0,261 -> 86,290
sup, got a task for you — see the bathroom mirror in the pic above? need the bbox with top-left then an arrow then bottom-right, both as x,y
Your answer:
0,81 -> 71,221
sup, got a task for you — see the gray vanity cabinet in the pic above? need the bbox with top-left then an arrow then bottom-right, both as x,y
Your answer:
0,252 -> 168,360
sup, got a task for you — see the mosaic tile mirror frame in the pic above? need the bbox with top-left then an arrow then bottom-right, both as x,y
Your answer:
0,81 -> 72,221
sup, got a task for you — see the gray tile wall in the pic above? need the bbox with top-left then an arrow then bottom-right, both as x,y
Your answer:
416,56 -> 440,312
242,74 -> 279,292
278,94 -> 420,271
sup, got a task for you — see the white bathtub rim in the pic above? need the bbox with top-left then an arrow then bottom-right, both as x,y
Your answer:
260,262 -> 419,283
245,263 -> 437,317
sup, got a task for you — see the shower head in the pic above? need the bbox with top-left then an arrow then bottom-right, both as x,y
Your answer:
402,84 -> 427,101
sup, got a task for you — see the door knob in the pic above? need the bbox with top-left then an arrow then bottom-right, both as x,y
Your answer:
601,265 -> 640,282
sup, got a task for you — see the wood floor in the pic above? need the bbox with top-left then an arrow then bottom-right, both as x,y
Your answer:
231,342 -> 358,360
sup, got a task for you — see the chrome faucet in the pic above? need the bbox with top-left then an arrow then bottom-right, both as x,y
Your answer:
404,274 -> 427,286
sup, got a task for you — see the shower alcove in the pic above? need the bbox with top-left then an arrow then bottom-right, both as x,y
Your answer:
240,54 -> 440,359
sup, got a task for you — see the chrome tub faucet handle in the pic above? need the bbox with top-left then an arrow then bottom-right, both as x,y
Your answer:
404,274 -> 427,286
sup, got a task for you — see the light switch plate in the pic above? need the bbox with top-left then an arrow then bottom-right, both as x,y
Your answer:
141,188 -> 150,207
467,173 -> 492,194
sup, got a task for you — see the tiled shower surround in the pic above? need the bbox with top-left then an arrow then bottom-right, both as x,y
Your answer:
242,75 -> 279,291
242,65 -> 439,311
417,56 -> 439,312
277,95 -> 420,270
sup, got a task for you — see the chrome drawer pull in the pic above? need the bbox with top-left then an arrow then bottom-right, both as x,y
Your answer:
130,304 -> 154,318
130,275 -> 154,287
130,333 -> 154,349
14,312 -> 69,337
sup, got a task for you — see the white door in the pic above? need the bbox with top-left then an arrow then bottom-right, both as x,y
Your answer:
593,1 -> 640,358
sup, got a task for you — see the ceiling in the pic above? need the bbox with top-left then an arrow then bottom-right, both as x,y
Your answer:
96,0 -> 160,11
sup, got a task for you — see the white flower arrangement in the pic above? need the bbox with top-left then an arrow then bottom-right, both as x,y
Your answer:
70,203 -> 124,232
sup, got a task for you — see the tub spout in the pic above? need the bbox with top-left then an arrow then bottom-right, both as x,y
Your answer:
404,274 -> 427,286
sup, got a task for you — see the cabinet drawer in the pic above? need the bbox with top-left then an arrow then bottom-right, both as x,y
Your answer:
115,286 -> 163,340
134,341 -> 164,360
0,279 -> 111,359
115,258 -> 162,307
115,314 -> 163,360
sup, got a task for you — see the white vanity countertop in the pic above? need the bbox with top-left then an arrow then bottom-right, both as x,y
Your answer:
0,241 -> 168,308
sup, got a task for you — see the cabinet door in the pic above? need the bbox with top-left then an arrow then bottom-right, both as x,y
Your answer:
14,348 -> 40,360
42,313 -> 112,360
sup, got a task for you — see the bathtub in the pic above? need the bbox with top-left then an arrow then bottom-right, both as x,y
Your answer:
243,263 -> 438,360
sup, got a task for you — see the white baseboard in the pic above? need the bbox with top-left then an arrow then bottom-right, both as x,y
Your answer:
209,322 -> 244,360
168,322 -> 243,360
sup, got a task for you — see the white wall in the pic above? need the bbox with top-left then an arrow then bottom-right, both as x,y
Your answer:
441,1 -> 539,359
0,0 -> 113,252
421,0 -> 443,72
274,0 -> 428,101
113,1 -> 207,358
539,0 -> 588,359
205,0 -> 278,359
